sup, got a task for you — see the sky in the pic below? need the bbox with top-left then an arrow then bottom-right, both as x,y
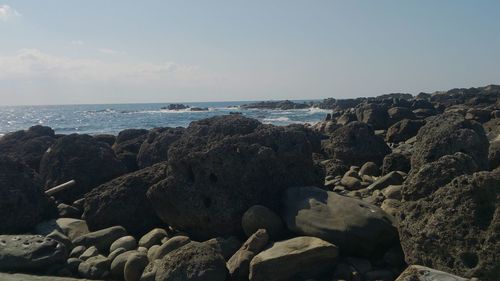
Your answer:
0,1 -> 500,105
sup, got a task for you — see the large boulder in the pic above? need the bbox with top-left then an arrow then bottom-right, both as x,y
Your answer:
83,163 -> 167,236
112,129 -> 149,172
411,113 -> 489,171
142,242 -> 227,281
402,152 -> 479,201
355,103 -> 389,130
395,265 -> 471,281
147,115 -> 321,239
398,169 -> 500,280
0,235 -> 67,272
39,134 -> 127,203
488,140 -> 500,169
322,122 -> 391,166
136,127 -> 185,169
387,107 -> 416,124
249,236 -> 339,281
283,186 -> 397,257
0,125 -> 56,171
386,119 -> 425,143
0,156 -> 55,233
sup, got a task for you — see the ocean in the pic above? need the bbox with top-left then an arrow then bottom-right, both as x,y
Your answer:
0,101 -> 331,136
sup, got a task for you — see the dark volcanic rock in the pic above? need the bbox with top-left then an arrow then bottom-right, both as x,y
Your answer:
482,118 -> 500,141
488,140 -> 500,169
386,119 -> 425,143
0,156 -> 55,233
355,103 -> 389,130
387,107 -> 416,124
382,152 -> 411,174
83,163 -> 167,235
0,125 -> 56,171
163,104 -> 188,110
399,169 -> 500,280
112,129 -> 149,172
39,134 -> 127,203
136,127 -> 185,169
411,113 -> 489,171
402,152 -> 479,201
93,134 -> 116,146
322,121 -> 391,166
241,100 -> 309,110
147,115 -> 321,240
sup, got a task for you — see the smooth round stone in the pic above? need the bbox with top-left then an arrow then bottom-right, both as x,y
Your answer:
70,245 -> 87,258
79,246 -> 99,261
241,205 -> 284,239
147,245 -> 160,261
138,228 -> 168,249
151,236 -> 190,261
110,236 -> 137,253
108,247 -> 127,262
110,250 -> 138,278
124,253 -> 149,281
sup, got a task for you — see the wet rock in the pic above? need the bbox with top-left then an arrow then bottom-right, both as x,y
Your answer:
137,127 -> 185,169
395,265 -> 471,281
138,228 -> 168,249
402,152 -> 478,201
72,226 -> 127,253
322,122 -> 391,167
227,229 -> 269,281
242,205 -> 284,239
249,236 -> 339,281
386,119 -> 425,143
382,153 -> 411,175
39,134 -> 126,203
147,115 -> 321,240
0,156 -> 55,233
398,169 -> 500,279
0,125 -> 56,171
0,235 -> 67,272
112,129 -> 149,172
151,241 -> 227,281
283,186 -> 397,257
83,163 -> 167,236
411,113 -> 489,171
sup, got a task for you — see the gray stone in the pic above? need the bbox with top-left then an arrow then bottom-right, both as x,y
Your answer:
110,250 -> 138,278
66,257 -> 82,273
227,229 -> 269,281
381,185 -> 402,200
367,171 -> 404,190
78,254 -> 110,279
147,245 -> 160,262
283,186 -> 397,257
72,226 -> 127,253
56,218 -> 90,241
108,247 -> 127,262
204,236 -> 241,260
151,235 -> 191,261
0,235 -> 67,272
69,246 -> 86,258
359,162 -> 380,177
46,230 -> 72,251
138,228 -> 168,249
110,235 -> 137,253
340,176 -> 362,190
124,253 -> 149,281
242,205 -> 284,239
79,246 -> 99,261
0,272 -> 102,281
249,236 -> 339,281
395,265 -> 471,281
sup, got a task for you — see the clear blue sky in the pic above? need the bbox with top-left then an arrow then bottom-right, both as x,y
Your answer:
1,0 -> 499,105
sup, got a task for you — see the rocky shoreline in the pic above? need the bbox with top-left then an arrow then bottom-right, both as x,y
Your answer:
0,85 -> 499,281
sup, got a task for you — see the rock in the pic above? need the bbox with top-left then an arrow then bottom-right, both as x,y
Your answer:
0,125 -> 56,171
488,140 -> 500,169
402,152 -> 478,201
322,159 -> 350,177
147,115 -> 321,240
381,185 -> 402,200
93,134 -> 116,146
70,246 -> 86,258
249,236 -> 339,281
138,228 -> 168,249
72,226 -> 127,253
395,265 -> 471,281
482,118 -> 500,141
387,107 -> 416,123
355,103 -> 389,130
39,134 -> 127,203
364,269 -> 394,281
137,127 -> 185,169
0,272 -> 101,281
204,236 -> 241,260
322,122 -> 391,167
227,229 -> 269,281
283,186 -> 397,257
241,100 -> 310,110
110,236 -> 137,253
112,129 -> 149,172
80,246 -> 100,261
46,230 -> 72,252
359,162 -> 380,177
147,245 -> 160,261
66,257 -> 82,273
110,250 -> 138,278
0,235 -> 67,272
242,205 -> 284,239
57,203 -> 81,218
337,111 -> 358,125
108,247 -> 127,262
386,119 -> 425,143
56,218 -> 90,241
0,156 -> 55,233
151,236 -> 191,261
382,153 -> 411,174
367,171 -> 404,190
340,176 -> 362,190
124,252 -> 149,281
83,163 -> 167,236
78,255 -> 110,279
380,199 -> 401,218
398,169 -> 500,279
411,112 -> 489,171
151,241 -> 227,281
465,108 -> 491,123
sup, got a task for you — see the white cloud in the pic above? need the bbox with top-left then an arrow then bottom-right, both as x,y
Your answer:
0,48 -> 212,86
71,40 -> 84,45
0,5 -> 21,22
98,48 -> 126,55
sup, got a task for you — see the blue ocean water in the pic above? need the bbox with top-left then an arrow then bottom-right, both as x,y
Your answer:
0,101 -> 330,136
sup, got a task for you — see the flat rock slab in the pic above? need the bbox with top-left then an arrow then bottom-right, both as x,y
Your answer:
0,273 -> 103,281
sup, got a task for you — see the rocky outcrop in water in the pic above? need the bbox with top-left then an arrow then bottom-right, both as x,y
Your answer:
240,100 -> 310,110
